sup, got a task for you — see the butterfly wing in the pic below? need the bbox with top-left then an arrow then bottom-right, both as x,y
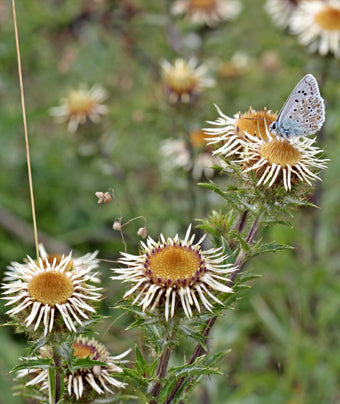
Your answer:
272,74 -> 325,138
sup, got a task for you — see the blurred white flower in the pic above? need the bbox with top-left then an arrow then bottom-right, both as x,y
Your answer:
50,84 -> 108,132
172,0 -> 242,26
290,0 -> 340,57
161,58 -> 215,104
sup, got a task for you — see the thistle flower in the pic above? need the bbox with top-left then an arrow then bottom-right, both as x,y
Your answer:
265,0 -> 304,29
17,336 -> 129,400
50,84 -> 108,132
67,337 -> 128,399
161,58 -> 215,104
204,106 -> 277,157
2,251 -> 102,335
172,0 -> 242,26
290,0 -> 340,57
238,132 -> 328,190
112,225 -> 234,321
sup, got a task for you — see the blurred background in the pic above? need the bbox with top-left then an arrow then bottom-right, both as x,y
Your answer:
0,0 -> 339,403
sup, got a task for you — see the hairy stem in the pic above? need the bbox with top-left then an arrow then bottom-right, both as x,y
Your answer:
53,352 -> 62,403
163,216 -> 260,404
150,345 -> 172,403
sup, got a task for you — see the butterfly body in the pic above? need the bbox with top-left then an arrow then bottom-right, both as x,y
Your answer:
269,74 -> 325,139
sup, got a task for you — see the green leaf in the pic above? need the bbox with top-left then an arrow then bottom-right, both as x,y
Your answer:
250,241 -> 293,257
11,358 -> 51,373
71,357 -> 109,371
135,345 -> 148,375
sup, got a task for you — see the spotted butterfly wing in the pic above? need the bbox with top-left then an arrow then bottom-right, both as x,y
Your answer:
269,74 -> 325,139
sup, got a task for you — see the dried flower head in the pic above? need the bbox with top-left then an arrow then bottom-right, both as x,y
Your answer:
96,191 -> 112,204
2,250 -> 101,335
112,225 -> 234,321
50,84 -> 108,132
204,106 -> 277,157
17,336 -> 129,400
137,226 -> 148,239
290,0 -> 340,57
161,58 -> 215,104
172,0 -> 242,26
113,221 -> 122,231
238,132 -> 328,190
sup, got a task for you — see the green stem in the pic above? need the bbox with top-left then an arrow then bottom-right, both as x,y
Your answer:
53,352 -> 62,403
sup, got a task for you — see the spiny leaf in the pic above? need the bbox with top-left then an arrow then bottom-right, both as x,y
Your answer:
250,241 -> 293,257
11,358 -> 51,373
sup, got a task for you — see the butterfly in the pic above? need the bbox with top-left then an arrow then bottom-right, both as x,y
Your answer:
269,74 -> 325,139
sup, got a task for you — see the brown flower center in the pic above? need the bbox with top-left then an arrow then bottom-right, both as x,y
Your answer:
147,245 -> 202,283
28,271 -> 74,306
314,6 -> 340,31
259,140 -> 301,166
189,0 -> 216,11
72,342 -> 96,359
236,110 -> 277,141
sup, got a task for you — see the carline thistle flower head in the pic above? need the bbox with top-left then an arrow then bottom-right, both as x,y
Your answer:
17,336 -> 129,400
112,225 -> 234,321
205,106 -> 328,191
50,83 -> 108,132
161,58 -> 215,104
204,106 -> 277,157
172,0 -> 242,27
290,0 -> 340,58
2,249 -> 102,335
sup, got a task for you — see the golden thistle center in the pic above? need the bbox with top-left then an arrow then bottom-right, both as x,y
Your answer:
165,69 -> 198,93
259,140 -> 302,166
314,7 -> 340,30
236,110 -> 277,141
72,342 -> 96,359
28,271 -> 74,306
189,0 -> 216,11
67,90 -> 95,114
147,245 -> 202,282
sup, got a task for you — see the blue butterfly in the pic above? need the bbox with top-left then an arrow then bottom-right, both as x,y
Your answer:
269,74 -> 325,139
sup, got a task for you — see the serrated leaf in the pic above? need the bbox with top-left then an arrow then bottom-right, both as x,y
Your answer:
55,342 -> 73,369
27,336 -> 49,357
135,345 -> 147,375
228,230 -> 250,252
11,358 -> 51,373
169,364 -> 222,378
250,241 -> 293,257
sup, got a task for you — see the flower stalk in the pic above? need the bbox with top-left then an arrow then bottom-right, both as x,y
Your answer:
164,214 -> 261,403
53,351 -> 62,404
150,344 -> 172,402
